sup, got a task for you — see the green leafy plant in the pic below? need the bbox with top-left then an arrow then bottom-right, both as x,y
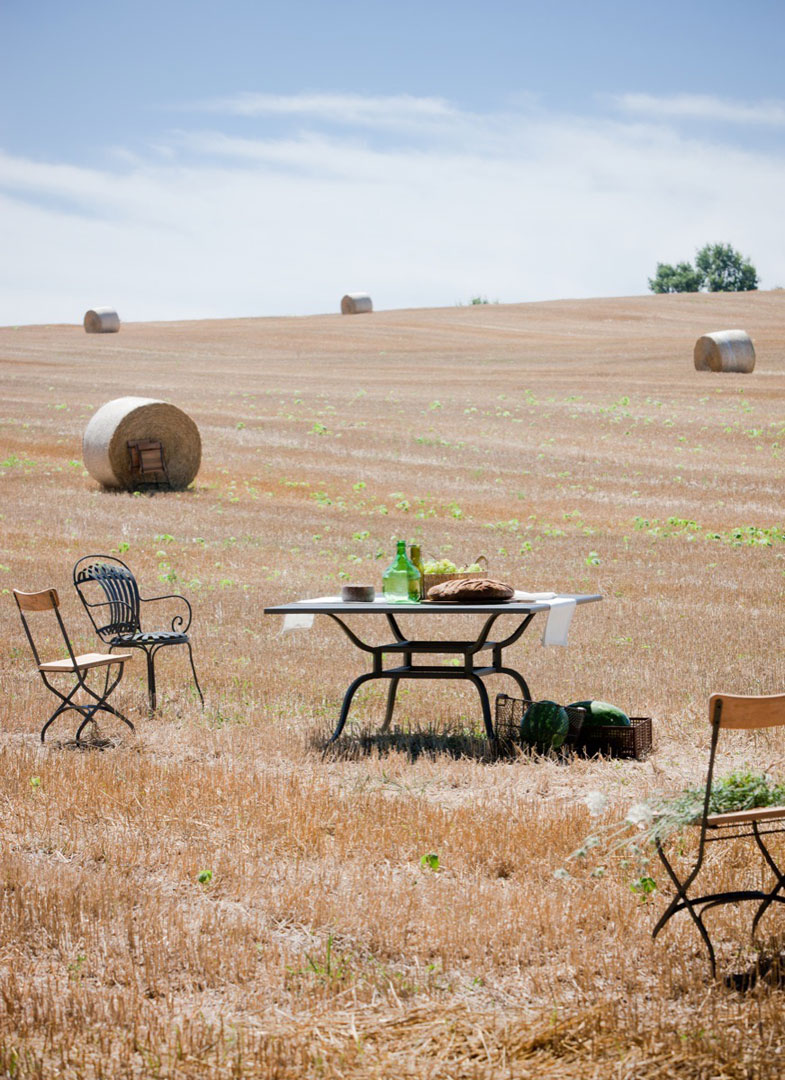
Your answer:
630,875 -> 658,902
559,771 -> 785,890
633,516 -> 785,547
420,852 -> 440,871
301,933 -> 349,984
67,954 -> 86,981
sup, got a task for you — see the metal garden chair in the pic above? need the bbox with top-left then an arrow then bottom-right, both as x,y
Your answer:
653,692 -> 785,979
73,555 -> 204,712
13,588 -> 134,744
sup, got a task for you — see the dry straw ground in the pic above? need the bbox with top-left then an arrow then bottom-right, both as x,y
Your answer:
2,291 -> 785,1078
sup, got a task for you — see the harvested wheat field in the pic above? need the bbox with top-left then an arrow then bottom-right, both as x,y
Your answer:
3,290 -> 785,1078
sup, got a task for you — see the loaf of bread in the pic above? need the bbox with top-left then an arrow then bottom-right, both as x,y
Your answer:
426,577 -> 514,602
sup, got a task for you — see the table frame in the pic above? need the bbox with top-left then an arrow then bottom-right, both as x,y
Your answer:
265,596 -> 601,744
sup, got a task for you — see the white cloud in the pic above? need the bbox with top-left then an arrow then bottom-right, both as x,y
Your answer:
1,95 -> 784,325
612,92 -> 785,127
196,91 -> 458,129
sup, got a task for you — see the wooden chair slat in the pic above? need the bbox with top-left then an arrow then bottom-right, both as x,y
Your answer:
710,692 -> 785,729
13,588 -> 59,611
706,805 -> 785,828
38,651 -> 133,672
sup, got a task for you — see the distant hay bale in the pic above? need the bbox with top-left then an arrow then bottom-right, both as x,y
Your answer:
82,397 -> 201,491
83,307 -> 121,333
694,330 -> 755,373
341,293 -> 373,315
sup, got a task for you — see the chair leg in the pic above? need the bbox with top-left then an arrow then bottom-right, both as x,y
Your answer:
653,841 -> 717,978
141,644 -> 203,712
751,823 -> 785,938
74,700 -> 135,744
146,650 -> 157,713
40,701 -> 72,743
39,677 -> 87,742
185,642 -> 204,707
69,662 -> 134,744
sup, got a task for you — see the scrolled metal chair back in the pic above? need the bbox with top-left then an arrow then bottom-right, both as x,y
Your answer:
73,556 -> 142,640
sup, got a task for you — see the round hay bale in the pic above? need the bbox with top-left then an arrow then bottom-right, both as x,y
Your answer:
694,329 -> 755,373
83,397 -> 201,490
83,307 -> 121,333
340,293 -> 373,315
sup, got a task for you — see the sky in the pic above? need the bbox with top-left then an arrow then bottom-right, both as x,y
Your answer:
1,0 -> 784,325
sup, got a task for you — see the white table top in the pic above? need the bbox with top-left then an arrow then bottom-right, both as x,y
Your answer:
265,593 -> 602,616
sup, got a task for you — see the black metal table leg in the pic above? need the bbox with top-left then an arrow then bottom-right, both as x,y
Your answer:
322,610 -> 537,744
464,672 -> 495,742
380,677 -> 400,733
496,665 -> 531,704
328,671 -> 378,743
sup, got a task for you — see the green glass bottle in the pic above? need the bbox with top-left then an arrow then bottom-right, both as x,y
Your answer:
382,540 -> 421,603
409,543 -> 425,600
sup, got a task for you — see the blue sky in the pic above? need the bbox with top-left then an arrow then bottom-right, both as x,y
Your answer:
1,0 -> 784,324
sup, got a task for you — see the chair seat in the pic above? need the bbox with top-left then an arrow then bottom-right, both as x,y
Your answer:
706,805 -> 785,828
39,651 -> 133,672
111,631 -> 189,646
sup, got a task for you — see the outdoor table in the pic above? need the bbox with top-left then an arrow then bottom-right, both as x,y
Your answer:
265,593 -> 602,744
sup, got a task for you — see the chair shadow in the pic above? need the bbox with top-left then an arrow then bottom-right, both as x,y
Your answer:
725,953 -> 785,992
48,721 -> 131,752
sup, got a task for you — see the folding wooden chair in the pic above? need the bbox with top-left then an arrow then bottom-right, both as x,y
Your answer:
653,692 -> 785,978
127,439 -> 170,488
13,588 -> 135,744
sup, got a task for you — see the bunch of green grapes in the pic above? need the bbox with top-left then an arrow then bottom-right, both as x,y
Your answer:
422,559 -> 482,574
423,558 -> 458,574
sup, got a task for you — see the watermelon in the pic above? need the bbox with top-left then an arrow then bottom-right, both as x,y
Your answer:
520,700 -> 570,752
568,700 -> 630,728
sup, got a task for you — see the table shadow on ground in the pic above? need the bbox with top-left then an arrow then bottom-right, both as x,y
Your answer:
315,727 -> 521,762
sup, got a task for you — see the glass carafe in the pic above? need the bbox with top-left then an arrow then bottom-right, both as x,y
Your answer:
382,541 -> 421,603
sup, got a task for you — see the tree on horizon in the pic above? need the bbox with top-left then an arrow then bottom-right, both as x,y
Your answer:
649,243 -> 758,294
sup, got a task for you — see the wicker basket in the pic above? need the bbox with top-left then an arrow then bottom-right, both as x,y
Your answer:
422,555 -> 489,595
494,694 -> 586,750
577,716 -> 653,760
